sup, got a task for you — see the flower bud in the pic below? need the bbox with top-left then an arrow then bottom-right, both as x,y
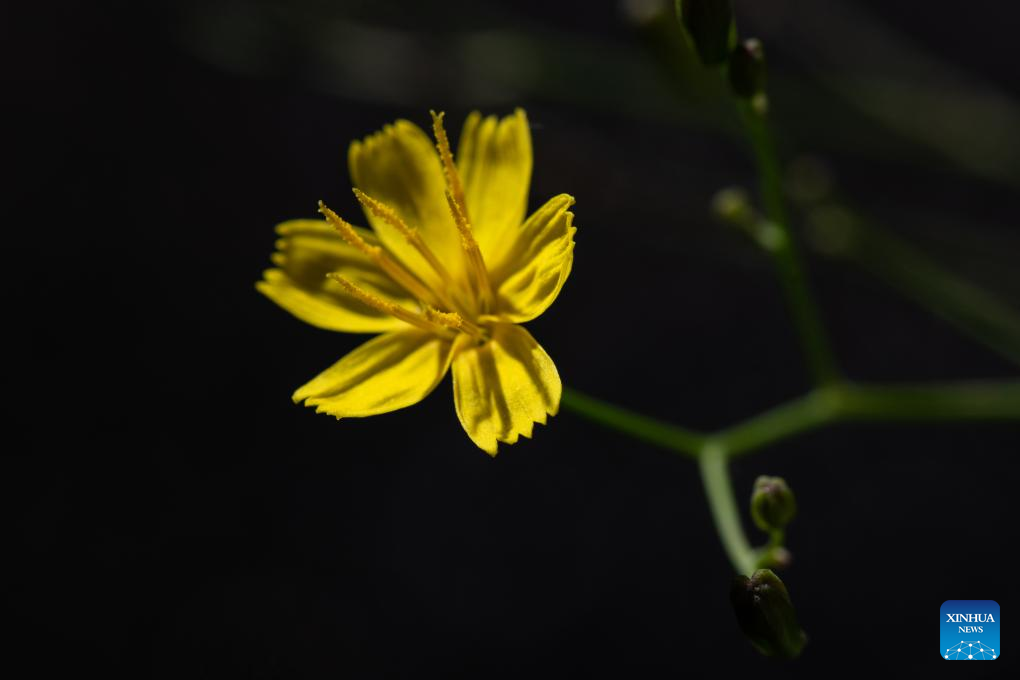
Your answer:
728,38 -> 766,99
758,545 -> 792,570
730,569 -> 807,659
711,187 -> 753,225
750,475 -> 796,532
675,0 -> 734,66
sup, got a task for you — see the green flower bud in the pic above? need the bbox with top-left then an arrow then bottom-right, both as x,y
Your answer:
730,569 -> 807,659
728,38 -> 766,99
758,545 -> 792,570
711,187 -> 753,224
675,0 -> 735,66
751,475 -> 796,532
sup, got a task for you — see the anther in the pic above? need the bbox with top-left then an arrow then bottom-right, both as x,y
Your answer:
430,110 -> 468,222
327,273 -> 450,335
319,200 -> 440,308
445,190 -> 493,305
425,306 -> 486,339
352,188 -> 456,288
318,201 -> 378,257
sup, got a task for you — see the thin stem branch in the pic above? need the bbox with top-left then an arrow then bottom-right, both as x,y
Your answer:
738,103 -> 840,387
562,380 -> 1020,461
559,387 -> 704,457
699,444 -> 757,575
710,389 -> 839,458
839,381 -> 1020,420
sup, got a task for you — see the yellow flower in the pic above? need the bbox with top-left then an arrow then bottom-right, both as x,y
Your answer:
257,109 -> 576,455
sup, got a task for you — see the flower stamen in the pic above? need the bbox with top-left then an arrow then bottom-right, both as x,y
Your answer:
445,190 -> 494,308
318,201 -> 441,309
429,110 -> 468,221
430,110 -> 494,310
351,188 -> 458,291
326,272 -> 452,335
424,307 -> 487,340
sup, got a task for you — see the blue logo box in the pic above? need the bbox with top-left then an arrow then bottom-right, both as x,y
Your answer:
941,600 -> 999,660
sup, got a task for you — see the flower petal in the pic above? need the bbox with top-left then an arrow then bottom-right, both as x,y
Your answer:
456,109 -> 533,267
257,219 -> 413,333
452,324 -> 561,455
349,120 -> 465,286
490,194 -> 576,323
294,330 -> 454,417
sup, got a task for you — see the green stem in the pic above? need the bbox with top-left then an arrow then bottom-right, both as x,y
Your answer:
563,380 -> 1020,460
738,103 -> 840,387
699,444 -> 757,575
839,382 -> 1020,420
559,387 -> 704,457
710,389 -> 839,458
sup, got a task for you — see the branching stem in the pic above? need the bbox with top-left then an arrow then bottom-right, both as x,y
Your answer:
561,380 -> 1020,572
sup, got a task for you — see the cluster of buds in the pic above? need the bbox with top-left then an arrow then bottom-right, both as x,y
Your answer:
676,0 -> 768,110
734,475 -> 804,658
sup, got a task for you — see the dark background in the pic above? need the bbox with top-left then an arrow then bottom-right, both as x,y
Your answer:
11,0 -> 1020,677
